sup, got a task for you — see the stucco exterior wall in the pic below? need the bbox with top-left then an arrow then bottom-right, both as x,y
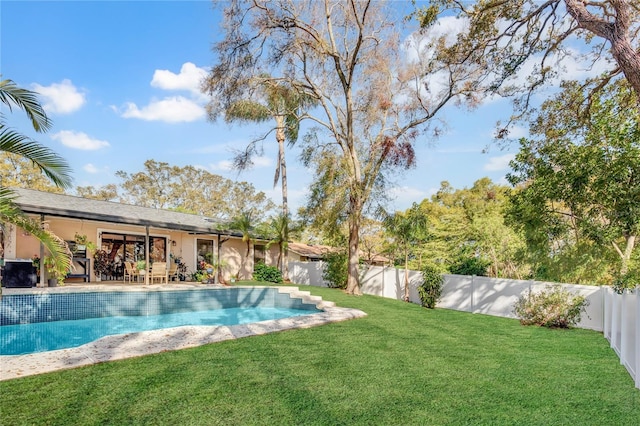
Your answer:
7,214 -> 277,283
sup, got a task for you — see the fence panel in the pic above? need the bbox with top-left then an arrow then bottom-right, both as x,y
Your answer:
473,276 -> 530,318
440,274 -> 473,312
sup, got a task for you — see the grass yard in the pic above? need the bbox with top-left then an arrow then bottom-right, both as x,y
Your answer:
1,283 -> 638,425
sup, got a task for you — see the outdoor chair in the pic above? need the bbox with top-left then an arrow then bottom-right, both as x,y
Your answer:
150,262 -> 167,284
123,261 -> 139,283
168,263 -> 179,281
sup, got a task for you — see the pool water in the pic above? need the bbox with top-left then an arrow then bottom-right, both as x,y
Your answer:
0,306 -> 316,355
0,288 -> 321,356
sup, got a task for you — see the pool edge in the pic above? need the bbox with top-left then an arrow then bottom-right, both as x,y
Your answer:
0,287 -> 366,381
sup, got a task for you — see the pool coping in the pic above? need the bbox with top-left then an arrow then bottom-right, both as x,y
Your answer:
0,285 -> 366,381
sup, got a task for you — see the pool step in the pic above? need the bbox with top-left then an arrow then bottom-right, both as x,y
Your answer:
277,287 -> 336,310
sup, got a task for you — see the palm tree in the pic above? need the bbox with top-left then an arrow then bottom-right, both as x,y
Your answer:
380,203 -> 429,302
262,213 -> 300,274
214,78 -> 315,280
1,78 -> 73,284
228,209 -> 255,279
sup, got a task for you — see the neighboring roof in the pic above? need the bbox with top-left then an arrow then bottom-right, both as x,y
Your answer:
288,242 -> 391,265
288,242 -> 332,260
10,187 -> 239,236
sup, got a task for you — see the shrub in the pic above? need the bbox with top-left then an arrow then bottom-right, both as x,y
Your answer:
513,285 -> 589,328
612,270 -> 639,294
449,257 -> 490,276
253,262 -> 283,284
322,250 -> 348,289
418,264 -> 443,309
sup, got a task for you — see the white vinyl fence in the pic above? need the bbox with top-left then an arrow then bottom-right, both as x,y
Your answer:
289,261 -> 639,389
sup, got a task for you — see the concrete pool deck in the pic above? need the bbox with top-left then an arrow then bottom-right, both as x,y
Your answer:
0,284 -> 366,381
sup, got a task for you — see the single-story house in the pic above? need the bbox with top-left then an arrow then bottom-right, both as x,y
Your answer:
1,187 -> 280,286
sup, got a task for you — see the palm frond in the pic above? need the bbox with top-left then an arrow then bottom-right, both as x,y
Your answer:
0,78 -> 52,133
0,189 -> 73,277
0,126 -> 72,188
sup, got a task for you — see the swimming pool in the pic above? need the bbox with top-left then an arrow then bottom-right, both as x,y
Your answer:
0,287 -> 320,355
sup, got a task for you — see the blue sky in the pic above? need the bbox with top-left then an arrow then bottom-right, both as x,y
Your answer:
1,1 -> 601,214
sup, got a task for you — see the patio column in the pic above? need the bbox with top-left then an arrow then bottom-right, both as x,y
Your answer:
39,214 -> 45,288
145,225 -> 150,285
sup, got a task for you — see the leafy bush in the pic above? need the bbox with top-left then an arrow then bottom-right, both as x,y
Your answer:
612,270 -> 639,294
253,262 -> 283,284
449,256 -> 490,276
418,265 -> 443,309
322,250 -> 348,289
513,285 -> 588,328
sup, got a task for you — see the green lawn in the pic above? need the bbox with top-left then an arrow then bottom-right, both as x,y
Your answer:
1,283 -> 638,425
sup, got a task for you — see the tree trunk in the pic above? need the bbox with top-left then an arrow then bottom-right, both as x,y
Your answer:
345,198 -> 362,295
614,235 -> 637,276
565,0 -> 640,103
275,115 -> 290,281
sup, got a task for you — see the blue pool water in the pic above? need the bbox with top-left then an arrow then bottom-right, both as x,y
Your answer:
0,306 -> 316,355
0,288 -> 320,355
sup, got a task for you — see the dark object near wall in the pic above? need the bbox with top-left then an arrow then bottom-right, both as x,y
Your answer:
1,260 -> 37,288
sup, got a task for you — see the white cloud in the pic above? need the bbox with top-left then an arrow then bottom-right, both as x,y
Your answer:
484,153 -> 515,171
251,156 -> 272,168
120,96 -> 205,123
32,79 -> 85,114
151,62 -> 207,96
51,130 -> 110,150
208,160 -> 234,172
83,163 -> 99,174
388,186 -> 430,208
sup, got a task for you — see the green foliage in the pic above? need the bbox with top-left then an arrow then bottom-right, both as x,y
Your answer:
449,256 -> 490,276
44,254 -> 68,285
191,270 -> 205,282
418,264 -> 443,309
507,80 -> 639,284
417,178 -> 529,279
322,250 -> 348,289
253,262 -> 283,284
613,269 -> 639,294
0,79 -> 73,280
513,285 -> 589,328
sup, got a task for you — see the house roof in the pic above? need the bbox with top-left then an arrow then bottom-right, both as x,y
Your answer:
288,242 -> 332,260
288,241 -> 391,265
10,187 -> 239,236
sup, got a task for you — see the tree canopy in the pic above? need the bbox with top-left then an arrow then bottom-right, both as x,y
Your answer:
507,79 -> 639,285
420,0 -> 640,134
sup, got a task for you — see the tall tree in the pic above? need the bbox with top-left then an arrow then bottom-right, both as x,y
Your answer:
0,78 -> 73,279
206,0 -> 484,294
420,0 -> 640,133
75,184 -> 119,201
203,77 -> 315,280
418,179 -> 529,279
380,203 -> 429,302
0,153 -> 65,193
507,80 -> 640,284
114,160 -> 276,222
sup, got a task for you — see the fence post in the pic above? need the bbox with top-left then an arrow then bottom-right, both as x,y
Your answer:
636,287 -> 639,389
470,275 -> 475,313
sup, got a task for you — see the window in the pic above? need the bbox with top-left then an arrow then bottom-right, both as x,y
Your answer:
254,244 -> 266,265
197,239 -> 214,269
